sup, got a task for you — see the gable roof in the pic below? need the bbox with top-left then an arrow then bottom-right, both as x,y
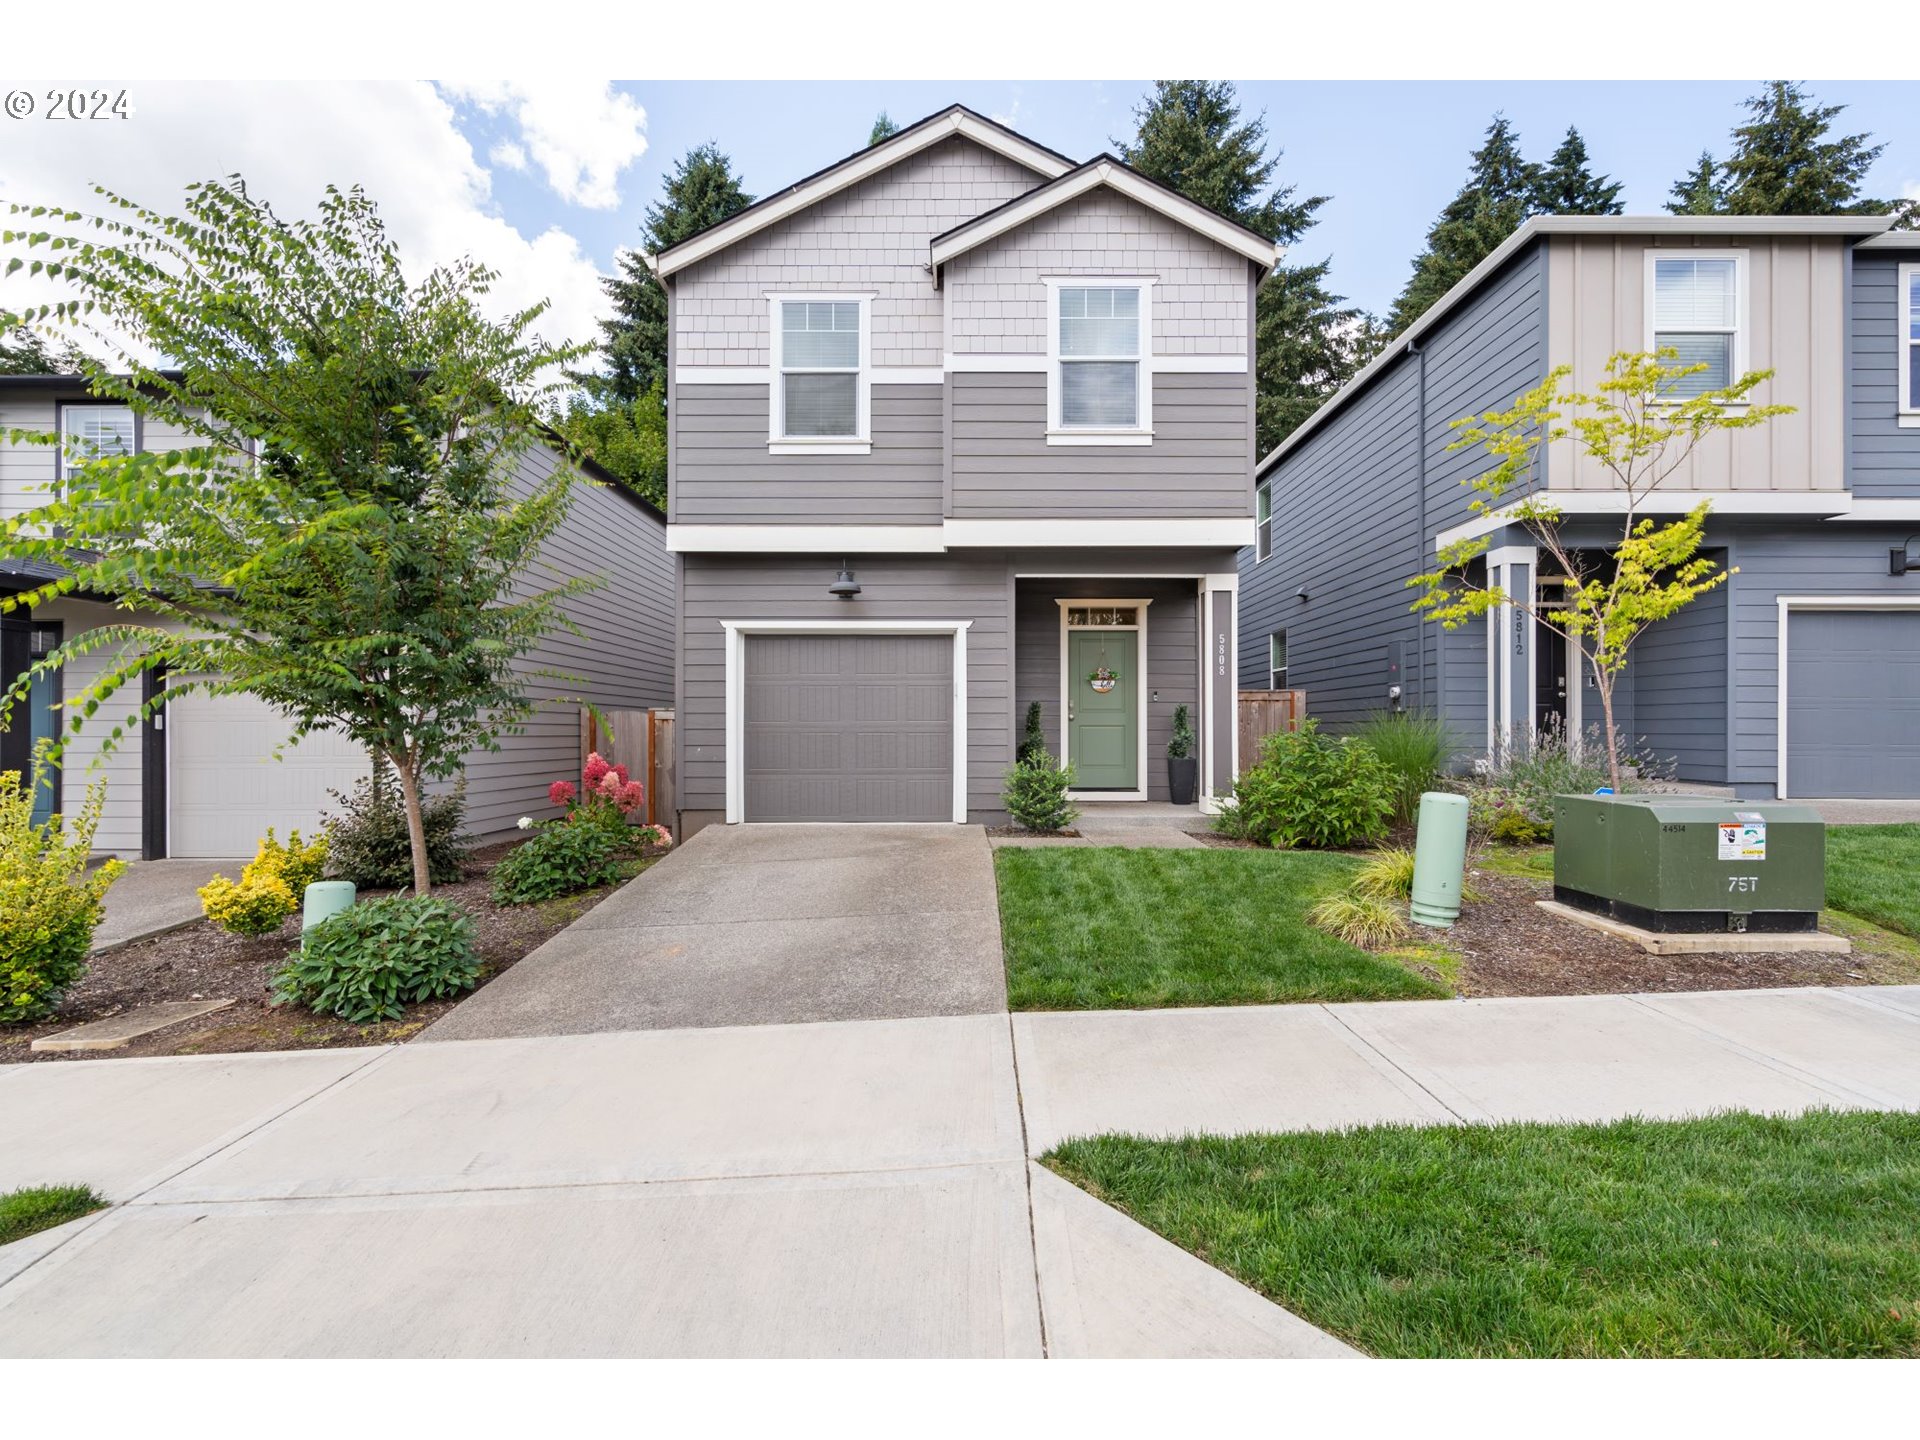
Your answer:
646,105 -> 1075,280
929,154 -> 1283,278
1256,212 -> 1899,479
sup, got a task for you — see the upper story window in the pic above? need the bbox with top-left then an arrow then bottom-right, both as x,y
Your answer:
58,403 -> 135,499
1900,263 -> 1919,421
1646,252 -> 1746,400
1047,279 -> 1153,445
768,294 -> 870,453
1255,482 -> 1273,562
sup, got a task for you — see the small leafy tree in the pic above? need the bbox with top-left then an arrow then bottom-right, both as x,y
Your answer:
1409,351 -> 1792,792
1,178 -> 598,893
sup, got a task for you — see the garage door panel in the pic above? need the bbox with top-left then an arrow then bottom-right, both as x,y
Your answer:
744,634 -> 954,823
1787,610 -> 1920,799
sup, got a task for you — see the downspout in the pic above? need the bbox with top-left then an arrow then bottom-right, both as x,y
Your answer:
1408,336 -> 1429,711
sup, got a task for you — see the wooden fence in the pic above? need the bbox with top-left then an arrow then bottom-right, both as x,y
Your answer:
580,706 -> 675,828
1238,689 -> 1306,771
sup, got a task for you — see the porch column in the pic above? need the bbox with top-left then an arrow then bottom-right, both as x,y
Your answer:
1487,544 -> 1536,756
1202,573 -> 1238,810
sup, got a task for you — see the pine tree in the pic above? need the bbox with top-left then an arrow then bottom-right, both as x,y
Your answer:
1119,81 -> 1378,453
591,143 -> 753,405
1389,115 -> 1542,334
869,112 -> 899,147
1534,127 -> 1623,215
1666,150 -> 1724,215
1718,81 -> 1890,215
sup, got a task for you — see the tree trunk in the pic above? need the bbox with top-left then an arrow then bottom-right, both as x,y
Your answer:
389,749 -> 432,895
1594,675 -> 1624,795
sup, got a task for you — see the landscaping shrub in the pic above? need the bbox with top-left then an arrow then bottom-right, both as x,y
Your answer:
489,821 -> 631,906
541,751 -> 671,853
1354,710 -> 1454,825
323,774 -> 470,889
0,769 -> 123,1025
1352,846 -> 1417,902
198,828 -> 329,938
1491,808 -> 1554,846
1307,892 -> 1410,949
271,894 -> 480,1022
1004,752 -> 1079,833
1168,703 -> 1195,760
1018,701 -> 1047,764
1219,719 -> 1394,850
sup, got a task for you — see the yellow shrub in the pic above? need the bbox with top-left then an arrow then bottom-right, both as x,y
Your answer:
2,768 -> 124,1025
198,872 -> 297,938
244,828 -> 328,894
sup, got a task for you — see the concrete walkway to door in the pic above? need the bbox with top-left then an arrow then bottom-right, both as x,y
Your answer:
425,824 -> 1008,1040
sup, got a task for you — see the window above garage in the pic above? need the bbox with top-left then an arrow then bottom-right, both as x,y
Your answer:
768,294 -> 872,455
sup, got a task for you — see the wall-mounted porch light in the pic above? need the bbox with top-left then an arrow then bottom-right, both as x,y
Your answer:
1892,537 -> 1919,577
828,562 -> 862,600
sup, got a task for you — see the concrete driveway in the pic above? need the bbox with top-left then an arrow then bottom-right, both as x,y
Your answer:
91,859 -> 241,953
425,824 -> 1007,1040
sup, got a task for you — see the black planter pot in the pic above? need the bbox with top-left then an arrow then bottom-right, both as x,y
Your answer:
1166,755 -> 1198,806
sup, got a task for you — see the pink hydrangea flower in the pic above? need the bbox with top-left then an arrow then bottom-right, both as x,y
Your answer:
582,752 -> 610,788
548,780 -> 576,806
619,780 -> 645,813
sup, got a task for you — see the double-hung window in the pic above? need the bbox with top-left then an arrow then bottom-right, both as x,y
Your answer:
1255,481 -> 1273,562
1269,631 -> 1288,691
1048,280 -> 1151,442
1646,252 -> 1745,400
58,403 -> 135,497
1900,262 -> 1920,423
770,295 -> 869,451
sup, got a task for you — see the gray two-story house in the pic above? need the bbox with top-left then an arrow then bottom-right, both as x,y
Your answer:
1241,214 -> 1920,801
651,106 -> 1279,832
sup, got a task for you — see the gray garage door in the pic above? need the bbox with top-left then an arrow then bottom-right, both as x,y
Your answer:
744,633 -> 954,822
1787,609 -> 1920,798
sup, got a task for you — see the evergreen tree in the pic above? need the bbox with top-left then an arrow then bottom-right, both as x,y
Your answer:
869,112 -> 899,147
1666,150 -> 1724,215
1119,81 -> 1379,453
1389,115 -> 1542,334
556,382 -> 668,510
0,325 -> 91,376
591,143 -> 753,405
1718,81 -> 1890,215
1534,126 -> 1623,215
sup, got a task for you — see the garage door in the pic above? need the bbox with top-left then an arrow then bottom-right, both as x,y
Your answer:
167,687 -> 371,857
1786,609 -> 1920,798
744,633 -> 954,822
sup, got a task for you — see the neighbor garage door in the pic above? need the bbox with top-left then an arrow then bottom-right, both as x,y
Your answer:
167,687 -> 371,857
744,633 -> 954,822
1786,609 -> 1920,798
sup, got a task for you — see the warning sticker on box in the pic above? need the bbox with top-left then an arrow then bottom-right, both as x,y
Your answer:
1719,821 -> 1767,861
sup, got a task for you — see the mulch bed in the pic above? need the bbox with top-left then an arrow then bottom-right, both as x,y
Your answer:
2,839 -> 662,1066
1441,869 -> 1915,998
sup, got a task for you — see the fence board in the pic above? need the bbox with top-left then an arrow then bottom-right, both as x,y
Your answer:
1238,689 -> 1306,770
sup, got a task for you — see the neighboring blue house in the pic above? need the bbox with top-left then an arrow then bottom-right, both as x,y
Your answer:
1240,215 -> 1920,801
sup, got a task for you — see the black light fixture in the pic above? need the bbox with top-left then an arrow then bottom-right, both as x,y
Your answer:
828,561 -> 862,600
1892,536 -> 1919,577
1296,585 -> 1310,603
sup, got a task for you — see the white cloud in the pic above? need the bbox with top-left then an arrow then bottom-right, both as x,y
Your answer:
490,139 -> 529,172
441,82 -> 647,211
0,80 -> 610,360
1903,179 -> 1920,203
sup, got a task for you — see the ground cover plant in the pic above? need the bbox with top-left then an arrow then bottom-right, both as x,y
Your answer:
0,1184 -> 105,1247
1047,1109 -> 1920,1358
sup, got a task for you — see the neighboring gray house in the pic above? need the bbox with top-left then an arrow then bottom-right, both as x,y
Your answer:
1241,215 -> 1920,801
0,375 -> 675,856
651,106 -> 1279,832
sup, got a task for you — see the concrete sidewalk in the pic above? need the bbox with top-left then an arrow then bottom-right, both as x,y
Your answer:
91,859 -> 240,953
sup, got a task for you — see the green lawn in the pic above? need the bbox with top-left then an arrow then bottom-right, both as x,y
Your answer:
995,847 -> 1448,1010
0,1184 -> 104,1247
1824,824 -> 1920,938
1047,1110 -> 1920,1358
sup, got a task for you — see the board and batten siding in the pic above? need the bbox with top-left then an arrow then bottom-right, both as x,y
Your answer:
671,383 -> 943,526
1013,578 -> 1198,803
1849,246 -> 1920,498
1545,232 -> 1848,492
671,136 -> 1044,370
950,371 -> 1250,519
1239,243 -> 1548,749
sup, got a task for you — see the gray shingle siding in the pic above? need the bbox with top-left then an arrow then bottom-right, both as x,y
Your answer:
1849,247 -> 1920,498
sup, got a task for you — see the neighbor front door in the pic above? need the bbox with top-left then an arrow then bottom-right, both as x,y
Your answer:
1068,627 -> 1137,790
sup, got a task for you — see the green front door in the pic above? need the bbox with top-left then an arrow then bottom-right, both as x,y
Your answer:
1068,627 -> 1138,790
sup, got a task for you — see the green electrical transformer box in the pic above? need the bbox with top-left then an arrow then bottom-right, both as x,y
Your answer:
1552,795 -> 1826,934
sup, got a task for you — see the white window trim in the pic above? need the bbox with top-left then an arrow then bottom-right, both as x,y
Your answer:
767,292 -> 873,454
1045,277 -> 1154,445
1268,629 -> 1287,690
1899,262 -> 1920,427
1255,481 -> 1273,563
1056,598 -> 1152,802
720,619 -> 971,825
1642,249 -> 1750,404
1774,596 -> 1920,799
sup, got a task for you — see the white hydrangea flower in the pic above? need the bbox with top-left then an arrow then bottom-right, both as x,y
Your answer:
516,815 -> 534,830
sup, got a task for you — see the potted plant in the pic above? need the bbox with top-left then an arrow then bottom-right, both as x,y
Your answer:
1167,704 -> 1198,805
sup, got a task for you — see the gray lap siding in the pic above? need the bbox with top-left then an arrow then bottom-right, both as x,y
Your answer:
1848,247 -> 1920,499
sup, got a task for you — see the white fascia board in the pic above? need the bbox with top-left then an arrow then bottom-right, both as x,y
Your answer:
667,524 -> 947,554
1830,499 -> 1920,522
1431,491 -> 1856,551
944,518 -> 1255,548
650,110 -> 1070,279
1152,354 -> 1248,373
930,160 -> 1283,272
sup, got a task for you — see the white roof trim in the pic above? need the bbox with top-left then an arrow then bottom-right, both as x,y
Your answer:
647,109 -> 1071,279
1859,231 -> 1920,250
1431,490 -> 1855,551
930,158 -> 1282,272
1257,212 -> 1899,478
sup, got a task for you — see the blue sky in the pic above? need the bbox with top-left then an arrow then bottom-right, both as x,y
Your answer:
463,79 -> 1920,321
